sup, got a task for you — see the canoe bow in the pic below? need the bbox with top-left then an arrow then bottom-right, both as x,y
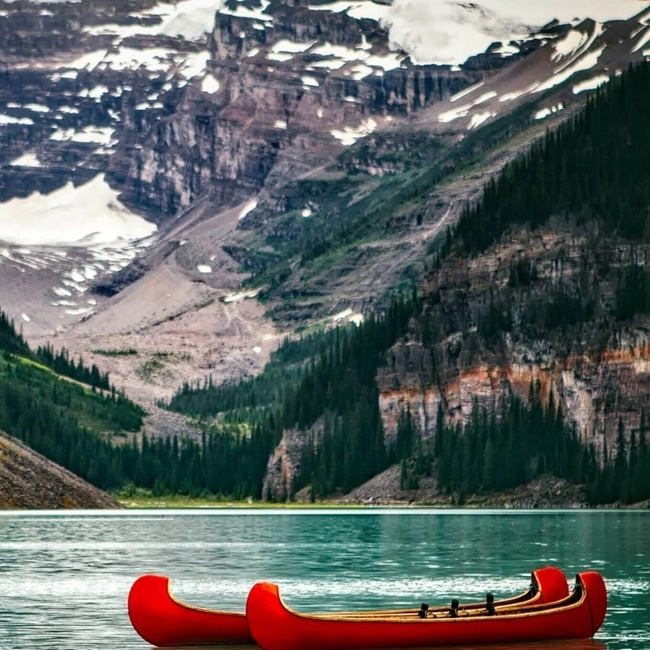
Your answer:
128,574 -> 253,647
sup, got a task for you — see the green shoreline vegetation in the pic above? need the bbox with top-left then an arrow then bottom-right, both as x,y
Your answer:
115,494 -> 367,508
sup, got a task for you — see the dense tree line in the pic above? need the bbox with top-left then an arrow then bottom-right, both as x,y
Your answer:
120,426 -> 277,499
0,344 -> 275,497
0,310 -> 110,390
0,312 -> 30,356
394,384 -> 650,505
455,62 -> 650,254
165,328 -> 344,418
35,343 -> 110,391
434,385 -> 592,496
588,415 -> 650,505
0,351 -> 142,485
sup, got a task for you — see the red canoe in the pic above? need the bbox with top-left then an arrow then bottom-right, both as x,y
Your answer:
245,572 -> 607,650
128,566 -> 568,647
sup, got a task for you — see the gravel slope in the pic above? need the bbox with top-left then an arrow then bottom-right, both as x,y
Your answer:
0,430 -> 121,509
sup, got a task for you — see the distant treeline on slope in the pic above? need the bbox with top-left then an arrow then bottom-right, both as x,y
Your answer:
162,61 -> 650,505
165,292 -> 419,498
164,288 -> 650,505
0,312 -> 109,390
454,61 -> 650,253
0,311 -> 256,498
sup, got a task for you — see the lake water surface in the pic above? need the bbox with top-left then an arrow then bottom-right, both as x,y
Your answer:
0,510 -> 648,650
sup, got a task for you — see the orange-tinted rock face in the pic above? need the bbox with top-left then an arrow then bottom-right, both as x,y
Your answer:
379,225 -> 650,460
379,342 -> 650,459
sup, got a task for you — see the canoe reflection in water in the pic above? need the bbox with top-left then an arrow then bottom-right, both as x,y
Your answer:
151,643 -> 608,650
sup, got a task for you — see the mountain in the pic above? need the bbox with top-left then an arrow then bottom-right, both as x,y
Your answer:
2,0 -> 650,505
1,0 -> 647,402
0,311 -> 142,507
164,58 -> 650,505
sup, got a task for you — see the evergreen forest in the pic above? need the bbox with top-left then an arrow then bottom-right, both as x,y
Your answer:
455,62 -> 650,253
0,312 -> 270,497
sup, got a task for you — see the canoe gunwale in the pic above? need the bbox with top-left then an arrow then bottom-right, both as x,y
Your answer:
301,565 -> 564,619
270,574 -> 589,625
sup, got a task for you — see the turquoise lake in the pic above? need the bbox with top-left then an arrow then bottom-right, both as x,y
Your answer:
0,510 -> 648,649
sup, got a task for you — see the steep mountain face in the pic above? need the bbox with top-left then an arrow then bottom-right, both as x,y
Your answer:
0,0 -> 573,399
107,1 -> 501,219
377,228 -> 650,458
378,57 -> 650,464
214,5 -> 650,327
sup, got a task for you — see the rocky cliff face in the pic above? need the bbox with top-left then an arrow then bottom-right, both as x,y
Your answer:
0,0 -> 184,203
377,225 -> 650,460
261,427 -> 305,501
108,0 -> 503,220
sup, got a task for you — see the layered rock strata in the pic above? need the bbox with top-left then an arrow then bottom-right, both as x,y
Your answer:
378,226 -> 650,458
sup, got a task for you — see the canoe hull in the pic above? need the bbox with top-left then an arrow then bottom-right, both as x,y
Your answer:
246,572 -> 607,650
128,575 -> 253,647
127,565 -> 570,647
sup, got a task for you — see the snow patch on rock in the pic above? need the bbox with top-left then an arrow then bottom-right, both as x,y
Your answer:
573,75 -> 610,94
331,118 -> 377,146
534,103 -> 564,120
238,199 -> 258,220
10,153 -> 41,167
0,175 -> 156,247
201,74 -> 220,94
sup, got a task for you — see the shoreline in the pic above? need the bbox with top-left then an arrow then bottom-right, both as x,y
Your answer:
114,497 -> 650,510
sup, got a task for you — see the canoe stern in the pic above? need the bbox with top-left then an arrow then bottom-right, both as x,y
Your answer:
534,566 -> 569,604
580,571 -> 608,636
128,574 -> 252,646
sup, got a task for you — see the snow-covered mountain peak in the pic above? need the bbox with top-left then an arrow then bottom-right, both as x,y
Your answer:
417,7 -> 650,133
2,0 -> 650,336
384,0 -> 650,65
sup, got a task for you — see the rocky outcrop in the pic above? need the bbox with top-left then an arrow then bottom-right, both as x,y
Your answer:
377,225 -> 650,460
0,429 -> 122,508
261,427 -> 306,501
379,343 -> 650,460
0,0 -> 208,206
335,466 -> 587,508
